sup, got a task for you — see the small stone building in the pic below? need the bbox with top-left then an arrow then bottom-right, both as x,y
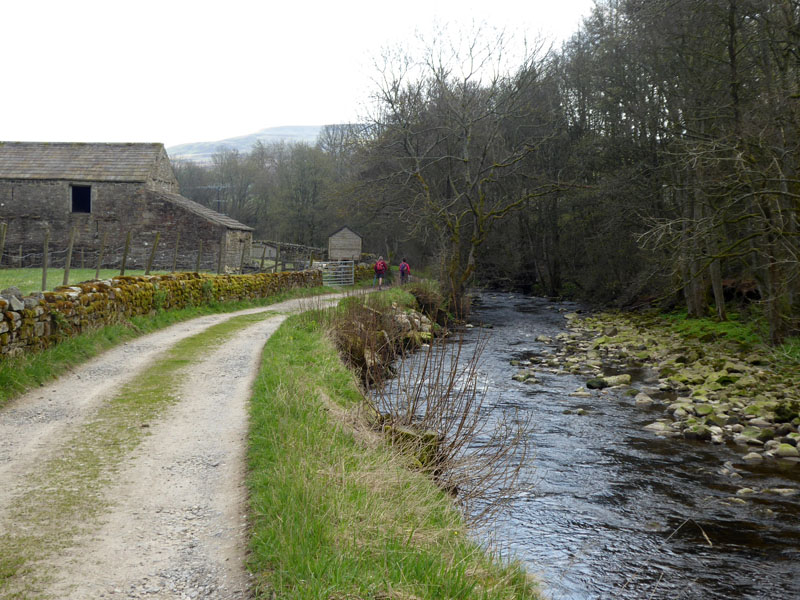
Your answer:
327,226 -> 362,261
0,142 -> 252,271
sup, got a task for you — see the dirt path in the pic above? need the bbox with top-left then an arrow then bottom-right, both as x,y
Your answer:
0,295 -> 342,599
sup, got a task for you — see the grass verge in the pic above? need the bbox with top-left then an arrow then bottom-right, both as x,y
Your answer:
247,310 -> 539,599
0,286 -> 336,409
0,311 -> 272,597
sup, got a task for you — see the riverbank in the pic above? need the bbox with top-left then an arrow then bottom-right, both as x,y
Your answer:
525,308 -> 800,465
247,303 -> 540,599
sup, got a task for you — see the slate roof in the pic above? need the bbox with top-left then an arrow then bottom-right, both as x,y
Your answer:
147,189 -> 254,231
328,225 -> 362,239
0,141 -> 166,182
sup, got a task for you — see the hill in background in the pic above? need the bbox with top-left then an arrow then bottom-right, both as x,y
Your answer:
167,125 -> 323,163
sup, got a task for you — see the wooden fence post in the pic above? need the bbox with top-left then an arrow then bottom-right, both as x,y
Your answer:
18,245 -> 22,268
145,232 -> 160,275
63,226 -> 77,286
259,242 -> 267,271
239,240 -> 247,274
172,232 -> 180,273
0,222 -> 7,268
95,231 -> 107,280
41,229 -> 50,292
195,240 -> 203,272
120,231 -> 132,276
274,243 -> 281,273
217,234 -> 226,274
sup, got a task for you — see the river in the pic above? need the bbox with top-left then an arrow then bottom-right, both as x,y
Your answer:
447,292 -> 800,600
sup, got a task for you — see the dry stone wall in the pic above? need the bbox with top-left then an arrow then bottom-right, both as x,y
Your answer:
0,270 -> 321,358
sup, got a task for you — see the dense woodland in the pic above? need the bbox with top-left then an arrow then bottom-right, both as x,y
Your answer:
175,0 -> 800,343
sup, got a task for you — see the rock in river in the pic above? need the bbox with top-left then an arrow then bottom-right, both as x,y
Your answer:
743,452 -> 764,463
776,443 -> 800,458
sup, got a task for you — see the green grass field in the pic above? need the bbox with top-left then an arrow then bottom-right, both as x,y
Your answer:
0,268 -> 170,295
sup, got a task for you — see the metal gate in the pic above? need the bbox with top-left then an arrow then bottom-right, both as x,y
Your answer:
320,260 -> 354,287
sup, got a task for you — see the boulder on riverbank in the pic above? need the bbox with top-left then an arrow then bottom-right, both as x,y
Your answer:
540,308 -> 800,466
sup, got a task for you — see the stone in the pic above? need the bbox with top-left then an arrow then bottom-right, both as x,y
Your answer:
683,424 -> 712,441
757,428 -> 776,443
733,434 -> 763,446
586,378 -> 608,390
742,452 -> 764,463
765,488 -> 798,497
635,393 -> 654,406
603,374 -> 631,387
736,487 -> 758,496
776,444 -> 800,458
694,404 -> 714,417
7,296 -> 24,311
645,421 -> 673,434
23,296 -> 41,309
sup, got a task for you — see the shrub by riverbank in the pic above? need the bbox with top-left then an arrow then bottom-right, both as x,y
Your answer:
247,307 -> 539,599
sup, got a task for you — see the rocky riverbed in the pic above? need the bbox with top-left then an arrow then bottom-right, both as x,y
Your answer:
510,309 -> 800,467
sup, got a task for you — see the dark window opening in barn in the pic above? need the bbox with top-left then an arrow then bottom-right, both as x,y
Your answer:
71,185 -> 91,213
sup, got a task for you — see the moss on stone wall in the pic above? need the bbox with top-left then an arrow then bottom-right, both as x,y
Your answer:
0,270 -> 322,359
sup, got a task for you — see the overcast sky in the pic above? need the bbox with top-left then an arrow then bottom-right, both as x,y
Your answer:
1,0 -> 595,148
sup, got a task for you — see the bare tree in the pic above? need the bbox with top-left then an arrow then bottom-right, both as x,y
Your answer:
364,26 -> 560,314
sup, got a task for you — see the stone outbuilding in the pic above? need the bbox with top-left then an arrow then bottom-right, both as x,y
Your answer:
327,226 -> 362,261
0,141 -> 252,271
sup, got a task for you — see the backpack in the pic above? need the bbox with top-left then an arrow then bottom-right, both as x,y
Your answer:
399,262 -> 409,274
375,260 -> 387,274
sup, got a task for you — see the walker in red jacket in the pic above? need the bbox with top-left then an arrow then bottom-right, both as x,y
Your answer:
374,256 -> 388,290
398,258 -> 410,285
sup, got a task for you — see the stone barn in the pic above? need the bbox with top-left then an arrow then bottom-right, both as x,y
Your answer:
327,226 -> 362,261
0,142 -> 252,271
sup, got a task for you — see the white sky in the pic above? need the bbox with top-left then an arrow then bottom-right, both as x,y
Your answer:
1,0 -> 595,148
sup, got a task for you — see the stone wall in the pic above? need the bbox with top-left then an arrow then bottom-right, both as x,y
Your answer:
222,229 -> 252,271
0,270 -> 322,359
149,147 -> 180,193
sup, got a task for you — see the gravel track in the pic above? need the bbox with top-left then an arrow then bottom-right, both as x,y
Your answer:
0,295 -> 341,599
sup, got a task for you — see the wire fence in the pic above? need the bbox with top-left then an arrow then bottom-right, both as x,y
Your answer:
0,222 -> 330,290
